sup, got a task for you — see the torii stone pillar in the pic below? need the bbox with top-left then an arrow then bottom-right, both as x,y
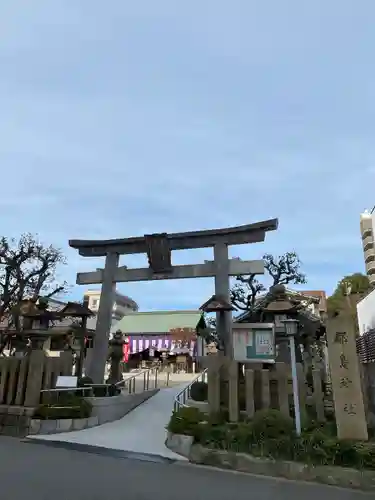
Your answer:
89,252 -> 119,383
214,242 -> 232,356
69,219 -> 278,383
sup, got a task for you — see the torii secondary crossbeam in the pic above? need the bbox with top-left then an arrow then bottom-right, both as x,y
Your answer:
77,259 -> 265,285
69,219 -> 278,383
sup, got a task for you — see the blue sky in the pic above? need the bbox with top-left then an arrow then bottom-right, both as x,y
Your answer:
1,1 -> 374,311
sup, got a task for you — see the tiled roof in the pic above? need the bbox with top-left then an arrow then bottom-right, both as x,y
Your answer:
111,310 -> 203,334
234,287 -> 323,325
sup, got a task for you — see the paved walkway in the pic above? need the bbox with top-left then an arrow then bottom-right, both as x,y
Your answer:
28,382 -> 190,460
122,371 -> 199,394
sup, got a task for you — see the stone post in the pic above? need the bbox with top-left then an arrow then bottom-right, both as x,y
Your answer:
88,252 -> 119,383
205,355 -> 222,414
326,313 -> 368,441
12,336 -> 29,357
29,333 -> 48,351
214,243 -> 232,357
107,331 -> 125,385
60,350 -> 74,376
228,359 -> 239,422
24,348 -> 46,407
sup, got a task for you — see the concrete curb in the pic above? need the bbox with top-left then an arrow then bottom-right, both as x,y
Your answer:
29,416 -> 99,435
29,389 -> 159,436
165,431 -> 194,457
165,432 -> 375,491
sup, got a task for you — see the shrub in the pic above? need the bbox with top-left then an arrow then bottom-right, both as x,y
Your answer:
35,394 -> 92,420
190,382 -> 208,402
353,442 -> 375,470
198,423 -> 228,448
78,376 -> 93,387
167,406 -> 375,471
251,409 -> 294,440
167,406 -> 205,436
207,409 -> 229,425
223,422 -> 255,453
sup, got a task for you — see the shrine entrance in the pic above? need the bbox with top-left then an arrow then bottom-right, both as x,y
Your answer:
69,219 -> 278,383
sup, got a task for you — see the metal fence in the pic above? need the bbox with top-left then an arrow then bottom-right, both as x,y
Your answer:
174,369 -> 207,412
116,367 -> 169,394
39,367 -> 169,409
356,329 -> 375,363
356,330 -> 375,426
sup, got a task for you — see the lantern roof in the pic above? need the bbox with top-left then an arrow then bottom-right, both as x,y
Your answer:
200,294 -> 236,313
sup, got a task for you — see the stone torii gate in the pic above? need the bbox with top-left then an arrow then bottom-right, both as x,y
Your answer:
69,219 -> 278,382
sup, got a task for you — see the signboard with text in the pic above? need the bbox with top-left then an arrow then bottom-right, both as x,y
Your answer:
232,323 -> 275,363
56,376 -> 78,388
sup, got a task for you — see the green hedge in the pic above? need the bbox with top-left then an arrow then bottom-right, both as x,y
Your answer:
167,407 -> 375,470
35,394 -> 93,420
190,382 -> 208,402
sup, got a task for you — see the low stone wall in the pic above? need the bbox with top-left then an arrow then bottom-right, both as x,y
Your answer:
0,405 -> 34,437
165,432 -> 375,491
0,389 -> 159,437
185,399 -> 210,413
29,389 -> 159,435
29,415 -> 99,435
86,389 -> 158,425
166,431 -> 194,457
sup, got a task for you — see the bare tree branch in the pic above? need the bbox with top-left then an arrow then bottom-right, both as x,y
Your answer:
230,273 -> 266,311
264,252 -> 306,286
0,233 -> 68,355
230,251 -> 307,313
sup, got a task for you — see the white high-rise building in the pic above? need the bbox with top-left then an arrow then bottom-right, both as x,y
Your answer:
360,210 -> 375,285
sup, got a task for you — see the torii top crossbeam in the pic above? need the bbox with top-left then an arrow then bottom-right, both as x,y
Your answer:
69,219 -> 278,257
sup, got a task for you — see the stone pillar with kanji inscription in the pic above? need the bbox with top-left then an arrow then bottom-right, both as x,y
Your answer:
326,313 -> 368,441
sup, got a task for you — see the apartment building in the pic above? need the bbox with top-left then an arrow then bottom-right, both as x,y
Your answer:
298,290 -> 327,320
83,289 -> 138,323
360,211 -> 375,285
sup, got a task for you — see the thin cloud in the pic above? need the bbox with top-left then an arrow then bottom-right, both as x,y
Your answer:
0,1 -> 374,309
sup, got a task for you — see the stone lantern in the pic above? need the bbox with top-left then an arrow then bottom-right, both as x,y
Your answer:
59,301 -> 94,378
16,298 -> 62,351
200,294 -> 236,354
265,284 -> 302,363
107,330 -> 125,384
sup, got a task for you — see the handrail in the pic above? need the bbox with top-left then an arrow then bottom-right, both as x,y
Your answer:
39,386 -> 96,406
115,366 -> 165,393
39,366 -> 170,406
115,368 -> 152,387
173,369 -> 207,412
40,387 -> 95,393
40,383 -> 114,403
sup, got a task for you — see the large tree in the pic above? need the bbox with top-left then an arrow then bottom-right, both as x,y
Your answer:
328,273 -> 371,305
231,251 -> 307,311
0,233 -> 68,350
327,273 -> 371,333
